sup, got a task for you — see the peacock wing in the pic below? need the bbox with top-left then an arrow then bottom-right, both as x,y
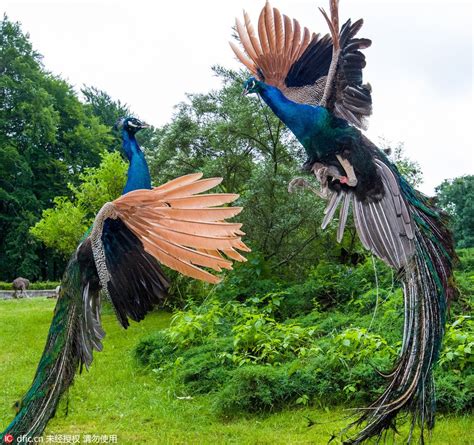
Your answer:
89,173 -> 250,328
230,1 -> 373,129
318,0 -> 373,129
230,1 -> 316,90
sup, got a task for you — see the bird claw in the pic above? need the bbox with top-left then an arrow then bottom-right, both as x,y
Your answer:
288,176 -> 329,199
335,155 -> 358,187
288,177 -> 310,193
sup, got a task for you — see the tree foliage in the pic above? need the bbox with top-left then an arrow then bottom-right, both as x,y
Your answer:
435,175 -> 474,248
30,151 -> 127,256
0,16 -> 121,279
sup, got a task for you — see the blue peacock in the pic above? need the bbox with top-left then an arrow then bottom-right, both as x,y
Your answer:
230,1 -> 456,443
2,117 -> 250,440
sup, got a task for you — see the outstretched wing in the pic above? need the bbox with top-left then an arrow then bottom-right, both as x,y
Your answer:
89,173 -> 250,327
230,0 -> 372,129
0,174 -> 249,439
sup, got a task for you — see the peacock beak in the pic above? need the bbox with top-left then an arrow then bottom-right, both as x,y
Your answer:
241,87 -> 249,97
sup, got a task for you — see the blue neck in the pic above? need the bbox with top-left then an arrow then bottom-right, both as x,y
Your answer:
121,130 -> 152,194
257,83 -> 327,145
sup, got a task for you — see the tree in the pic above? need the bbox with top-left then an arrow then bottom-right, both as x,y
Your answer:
30,151 -> 127,256
0,16 -> 115,280
81,85 -> 130,129
435,175 -> 474,248
378,140 -> 423,188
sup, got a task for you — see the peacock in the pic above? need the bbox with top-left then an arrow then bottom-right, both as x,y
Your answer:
230,1 -> 456,443
2,117 -> 250,441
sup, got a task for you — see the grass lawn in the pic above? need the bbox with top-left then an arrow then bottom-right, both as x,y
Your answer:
0,298 -> 472,444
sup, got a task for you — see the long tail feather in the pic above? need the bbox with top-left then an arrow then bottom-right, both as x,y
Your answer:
2,258 -> 94,440
349,182 -> 456,443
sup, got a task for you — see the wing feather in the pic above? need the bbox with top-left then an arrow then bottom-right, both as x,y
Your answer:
265,1 -> 276,53
109,173 -> 249,284
273,7 -> 284,54
290,19 -> 302,61
153,172 -> 203,193
283,14 -> 293,59
231,2 -> 373,129
337,191 -> 351,242
154,207 -> 243,222
236,18 -> 259,61
258,7 -> 270,55
229,42 -> 256,73
231,2 -> 313,89
244,10 -> 263,56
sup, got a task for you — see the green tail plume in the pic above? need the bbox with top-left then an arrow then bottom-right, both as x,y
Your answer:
2,257 -> 96,441
350,181 -> 456,443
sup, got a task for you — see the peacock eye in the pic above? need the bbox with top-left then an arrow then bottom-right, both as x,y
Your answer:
251,80 -> 256,89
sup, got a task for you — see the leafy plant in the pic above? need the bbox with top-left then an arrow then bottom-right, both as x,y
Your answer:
167,300 -> 225,348
30,151 -> 127,255
330,327 -> 397,365
229,311 -> 320,366
439,316 -> 474,372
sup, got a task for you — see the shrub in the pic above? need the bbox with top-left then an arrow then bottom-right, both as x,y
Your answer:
303,258 -> 393,308
134,249 -> 474,416
214,253 -> 279,303
439,316 -> 473,372
0,281 -> 60,290
435,372 -> 473,413
215,365 -> 290,416
167,300 -> 226,348
174,338 -> 234,394
330,327 -> 397,364
134,331 -> 177,369
228,312 -> 320,366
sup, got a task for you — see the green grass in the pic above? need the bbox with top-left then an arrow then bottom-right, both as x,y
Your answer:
0,299 -> 472,444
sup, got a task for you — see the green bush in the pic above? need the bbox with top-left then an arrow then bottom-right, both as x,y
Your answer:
435,372 -> 473,413
330,327 -> 397,364
214,253 -> 280,303
215,365 -> 290,416
167,300 -> 227,348
0,281 -> 60,290
134,331 -> 177,369
214,354 -> 394,418
174,338 -> 234,394
439,316 -> 473,372
456,248 -> 474,273
228,311 -> 320,366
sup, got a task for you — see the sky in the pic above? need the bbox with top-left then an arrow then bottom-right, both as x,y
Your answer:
3,0 -> 473,194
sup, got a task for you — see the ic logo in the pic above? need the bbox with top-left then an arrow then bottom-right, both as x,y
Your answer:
3,434 -> 14,444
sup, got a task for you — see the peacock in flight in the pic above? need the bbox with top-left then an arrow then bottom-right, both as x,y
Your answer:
2,117 -> 249,440
230,1 -> 456,443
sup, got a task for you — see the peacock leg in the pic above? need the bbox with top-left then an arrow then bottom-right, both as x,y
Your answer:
288,177 -> 329,199
335,154 -> 358,187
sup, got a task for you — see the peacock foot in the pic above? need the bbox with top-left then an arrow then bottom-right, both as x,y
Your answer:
288,177 -> 329,199
335,155 -> 358,187
311,163 -> 344,185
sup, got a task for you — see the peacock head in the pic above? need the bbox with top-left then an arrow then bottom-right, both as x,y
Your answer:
114,117 -> 149,135
242,76 -> 262,96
